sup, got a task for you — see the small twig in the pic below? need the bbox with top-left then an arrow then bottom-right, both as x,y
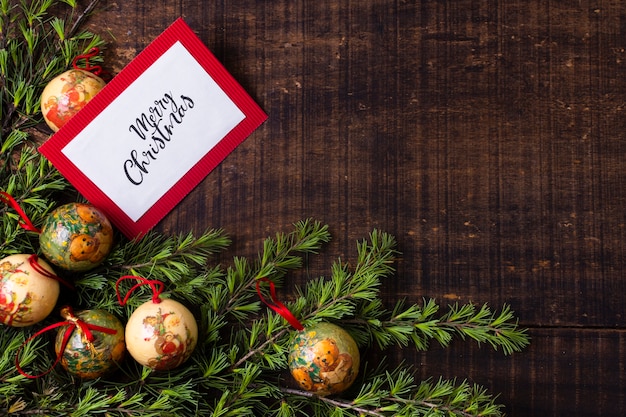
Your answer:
281,387 -> 386,417
67,0 -> 102,39
230,327 -> 290,371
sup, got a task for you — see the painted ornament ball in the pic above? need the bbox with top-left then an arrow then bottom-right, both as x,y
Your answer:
39,203 -> 113,272
125,298 -> 198,371
289,322 -> 360,396
0,254 -> 60,327
55,308 -> 126,379
41,69 -> 105,132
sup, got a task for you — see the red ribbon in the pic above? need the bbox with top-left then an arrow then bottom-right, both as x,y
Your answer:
72,47 -> 103,76
116,275 -> 164,306
256,277 -> 304,331
15,306 -> 118,379
0,191 -> 41,233
28,254 -> 75,290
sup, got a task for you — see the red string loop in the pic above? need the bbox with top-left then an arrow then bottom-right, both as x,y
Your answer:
0,191 -> 41,233
256,277 -> 304,331
28,254 -> 75,291
15,306 -> 118,379
72,47 -> 103,76
116,275 -> 164,306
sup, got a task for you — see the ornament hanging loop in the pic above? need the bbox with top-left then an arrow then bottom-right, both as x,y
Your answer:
116,275 -> 164,306
256,277 -> 304,331
72,47 -> 103,76
28,254 -> 75,290
0,191 -> 41,233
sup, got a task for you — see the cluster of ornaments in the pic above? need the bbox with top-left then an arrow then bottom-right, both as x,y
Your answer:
0,202 -> 112,329
8,64 -> 361,388
2,63 -> 201,379
1,202 -> 198,378
1,200 -> 359,393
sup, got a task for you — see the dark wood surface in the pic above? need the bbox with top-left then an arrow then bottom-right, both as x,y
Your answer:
87,1 -> 626,416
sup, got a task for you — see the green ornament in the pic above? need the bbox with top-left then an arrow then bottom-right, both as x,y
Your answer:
288,322 -> 360,396
39,203 -> 114,271
55,307 -> 126,379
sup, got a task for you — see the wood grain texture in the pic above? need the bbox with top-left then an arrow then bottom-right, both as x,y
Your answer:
86,0 -> 626,415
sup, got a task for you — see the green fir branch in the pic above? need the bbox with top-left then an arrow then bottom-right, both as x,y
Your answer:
352,298 -> 530,355
281,370 -> 505,417
107,228 -> 231,276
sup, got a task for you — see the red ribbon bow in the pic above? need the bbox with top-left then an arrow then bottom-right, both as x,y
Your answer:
256,277 -> 304,331
15,306 -> 118,379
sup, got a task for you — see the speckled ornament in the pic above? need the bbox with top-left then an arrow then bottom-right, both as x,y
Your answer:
288,322 -> 360,396
39,203 -> 113,272
55,307 -> 126,379
0,254 -> 60,327
41,69 -> 105,132
125,298 -> 198,371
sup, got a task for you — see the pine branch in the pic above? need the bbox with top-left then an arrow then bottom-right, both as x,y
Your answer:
107,228 -> 230,274
281,369 -> 505,417
214,219 -> 331,321
353,298 -> 530,355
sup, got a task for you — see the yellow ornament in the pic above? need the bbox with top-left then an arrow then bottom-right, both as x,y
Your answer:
0,254 -> 60,327
125,298 -> 198,371
41,69 -> 105,132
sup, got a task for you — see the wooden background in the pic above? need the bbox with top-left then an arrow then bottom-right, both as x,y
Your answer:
87,1 -> 626,416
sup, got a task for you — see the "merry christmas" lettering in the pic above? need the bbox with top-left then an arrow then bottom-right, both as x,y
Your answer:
123,92 -> 195,185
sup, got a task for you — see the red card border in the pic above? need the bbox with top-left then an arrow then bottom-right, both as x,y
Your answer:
39,18 -> 267,238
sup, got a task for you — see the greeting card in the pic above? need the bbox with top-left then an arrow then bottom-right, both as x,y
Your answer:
39,18 -> 267,238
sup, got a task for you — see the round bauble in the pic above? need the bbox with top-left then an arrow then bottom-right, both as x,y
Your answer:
39,203 -> 113,272
0,254 -> 60,327
125,298 -> 198,371
41,69 -> 105,132
55,308 -> 126,379
288,322 -> 360,396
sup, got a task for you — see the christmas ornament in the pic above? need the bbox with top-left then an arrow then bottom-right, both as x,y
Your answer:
117,276 -> 198,371
39,202 -> 114,272
41,69 -> 105,131
0,192 -> 114,272
288,322 -> 360,396
15,305 -> 121,379
41,48 -> 106,132
255,278 -> 360,395
54,307 -> 126,379
0,254 -> 60,327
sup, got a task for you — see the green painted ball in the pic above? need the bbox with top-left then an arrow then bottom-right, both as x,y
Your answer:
39,203 -> 113,271
288,322 -> 360,396
55,308 -> 125,379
